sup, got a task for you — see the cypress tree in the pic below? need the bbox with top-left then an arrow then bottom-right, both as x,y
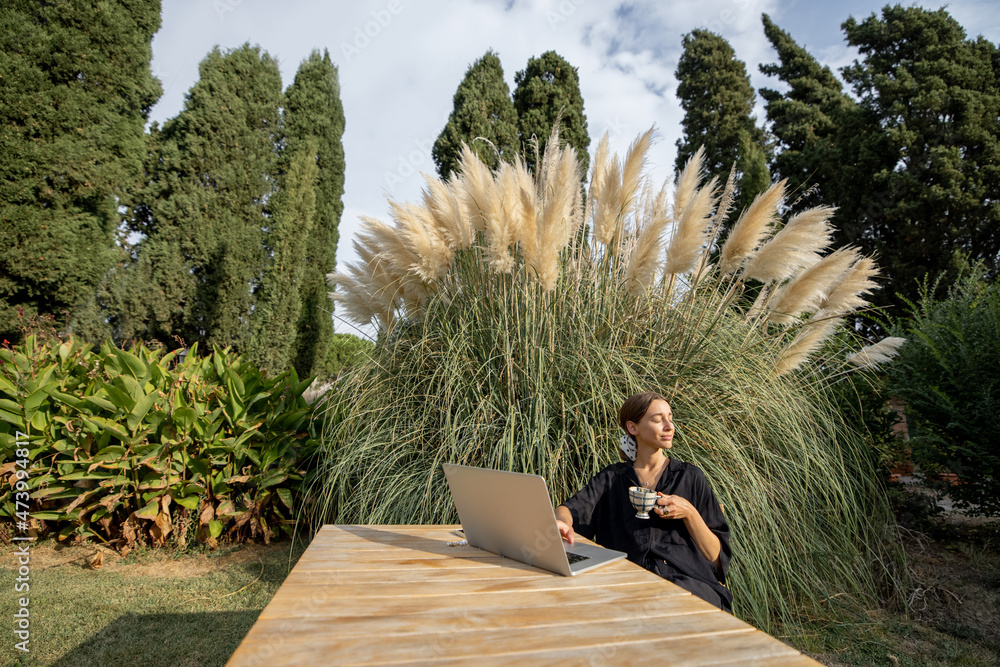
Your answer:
433,50 -> 519,180
120,44 -> 283,350
675,30 -> 769,217
281,50 -> 346,378
512,51 -> 590,175
840,6 -> 1000,311
0,0 -> 162,343
247,143 -> 318,372
760,15 -> 856,213
761,9 -> 1000,313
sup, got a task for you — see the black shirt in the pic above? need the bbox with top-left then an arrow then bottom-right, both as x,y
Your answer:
560,458 -> 732,607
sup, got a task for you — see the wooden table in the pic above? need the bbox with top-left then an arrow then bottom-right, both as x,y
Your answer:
226,525 -> 820,666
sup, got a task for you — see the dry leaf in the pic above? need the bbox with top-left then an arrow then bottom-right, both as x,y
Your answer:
121,512 -> 141,547
199,504 -> 215,526
152,510 -> 173,544
89,551 -> 103,569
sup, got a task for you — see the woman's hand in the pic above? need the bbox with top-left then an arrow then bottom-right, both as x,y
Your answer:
655,492 -> 721,567
556,519 -> 574,545
655,493 -> 697,520
554,505 -> 575,544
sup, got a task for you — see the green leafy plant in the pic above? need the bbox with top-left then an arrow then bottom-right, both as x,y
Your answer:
888,265 -> 1000,515
0,335 -> 318,547
319,333 -> 373,381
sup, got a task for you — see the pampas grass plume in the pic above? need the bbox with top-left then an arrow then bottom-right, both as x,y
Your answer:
775,316 -> 842,375
663,176 -> 718,276
331,220 -> 405,327
672,147 -> 705,222
742,205 -> 834,284
625,179 -> 670,295
593,159 -> 623,246
766,248 -> 859,326
389,200 -> 451,284
585,132 -> 611,227
818,256 -> 879,317
421,174 -> 473,252
846,337 -> 906,369
532,141 -> 581,290
719,180 -> 786,274
620,128 -> 654,214
459,145 -> 514,272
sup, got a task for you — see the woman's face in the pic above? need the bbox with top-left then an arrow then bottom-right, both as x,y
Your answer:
628,399 -> 674,450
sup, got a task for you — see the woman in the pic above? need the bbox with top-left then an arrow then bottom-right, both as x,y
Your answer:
555,392 -> 732,611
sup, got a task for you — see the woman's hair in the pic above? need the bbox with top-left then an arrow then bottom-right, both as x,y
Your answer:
617,391 -> 669,461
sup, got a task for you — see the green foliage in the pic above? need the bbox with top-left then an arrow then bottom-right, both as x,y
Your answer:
888,267 -> 1000,515
87,44 -> 284,352
433,50 -> 520,180
312,242 -> 901,634
840,7 -> 1000,311
675,29 -> 769,216
0,0 -> 162,344
513,50 -> 590,175
283,50 -> 346,379
827,363 -> 905,478
0,335 -> 318,546
247,142 -> 319,374
761,7 -> 1000,314
75,46 -> 344,378
319,333 -> 373,381
759,14 -> 858,216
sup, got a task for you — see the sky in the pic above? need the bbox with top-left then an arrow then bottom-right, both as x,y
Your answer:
147,0 -> 1000,336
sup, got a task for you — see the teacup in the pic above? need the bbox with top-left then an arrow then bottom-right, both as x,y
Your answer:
628,486 -> 659,519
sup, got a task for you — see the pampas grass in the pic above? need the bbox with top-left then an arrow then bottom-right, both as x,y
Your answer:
819,256 -> 880,317
742,205 -> 834,284
317,127 -> 905,636
625,181 -> 670,295
767,248 -> 859,326
590,129 -> 652,248
619,128 -> 654,223
672,146 -> 705,222
388,201 -> 452,283
718,180 -> 786,275
775,315 -> 844,376
847,336 -> 906,368
332,129 -> 896,367
591,134 -> 622,246
663,175 -> 718,277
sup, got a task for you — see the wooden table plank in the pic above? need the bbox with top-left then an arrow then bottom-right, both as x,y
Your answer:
230,624 -> 800,666
254,581 -> 690,622
231,613 -> 759,666
242,593 -> 718,642
258,568 -> 678,600
227,525 -> 820,667
393,631 -> 809,667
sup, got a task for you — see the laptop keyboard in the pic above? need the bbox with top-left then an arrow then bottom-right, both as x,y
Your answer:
566,551 -> 591,564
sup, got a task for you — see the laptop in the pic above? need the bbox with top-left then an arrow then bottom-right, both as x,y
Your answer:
442,463 -> 627,576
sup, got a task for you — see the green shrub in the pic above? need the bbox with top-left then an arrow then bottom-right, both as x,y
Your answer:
319,333 -> 373,381
888,266 -> 1000,515
0,335 -> 318,546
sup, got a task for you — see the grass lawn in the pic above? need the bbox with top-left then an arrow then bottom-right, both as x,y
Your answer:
0,540 -> 306,667
1,510 -> 997,666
